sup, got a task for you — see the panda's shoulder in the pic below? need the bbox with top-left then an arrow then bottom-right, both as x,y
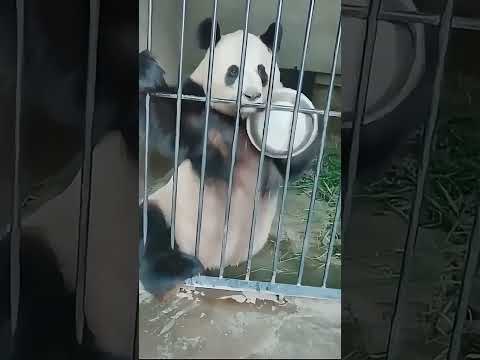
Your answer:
182,78 -> 205,97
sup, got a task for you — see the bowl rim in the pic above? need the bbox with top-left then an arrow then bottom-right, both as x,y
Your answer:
246,87 -> 319,159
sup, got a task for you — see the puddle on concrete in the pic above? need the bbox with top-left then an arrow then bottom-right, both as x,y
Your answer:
140,287 -> 341,359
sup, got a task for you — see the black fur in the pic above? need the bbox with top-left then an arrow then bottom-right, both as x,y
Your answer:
260,22 -> 283,52
139,51 -> 242,183
258,64 -> 269,87
139,204 -> 204,296
197,17 -> 222,50
225,65 -> 240,86
139,50 -> 166,93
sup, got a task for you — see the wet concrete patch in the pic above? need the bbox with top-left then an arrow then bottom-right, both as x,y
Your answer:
140,286 -> 340,359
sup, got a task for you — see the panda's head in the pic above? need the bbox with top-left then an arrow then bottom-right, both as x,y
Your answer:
190,18 -> 284,118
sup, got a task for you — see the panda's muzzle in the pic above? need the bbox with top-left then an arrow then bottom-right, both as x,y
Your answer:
243,90 -> 261,102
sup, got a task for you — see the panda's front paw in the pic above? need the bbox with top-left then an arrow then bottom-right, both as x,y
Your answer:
139,50 -> 167,92
139,251 -> 205,298
178,253 -> 205,278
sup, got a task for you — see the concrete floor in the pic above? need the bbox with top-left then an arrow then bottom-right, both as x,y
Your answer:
139,285 -> 341,359
342,198 -> 455,359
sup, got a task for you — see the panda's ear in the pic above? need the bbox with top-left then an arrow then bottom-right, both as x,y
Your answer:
197,18 -> 222,50
260,22 -> 283,52
139,50 -> 166,92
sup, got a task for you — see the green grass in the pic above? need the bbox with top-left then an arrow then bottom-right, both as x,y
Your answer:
356,115 -> 480,353
291,146 -> 341,207
360,117 -> 479,230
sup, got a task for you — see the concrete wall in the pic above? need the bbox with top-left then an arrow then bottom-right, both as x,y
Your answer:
139,0 -> 181,84
139,0 -> 341,84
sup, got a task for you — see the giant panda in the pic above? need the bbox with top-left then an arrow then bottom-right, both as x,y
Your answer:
139,18 -> 321,297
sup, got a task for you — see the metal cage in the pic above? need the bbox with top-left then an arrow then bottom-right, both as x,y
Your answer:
142,0 -> 342,301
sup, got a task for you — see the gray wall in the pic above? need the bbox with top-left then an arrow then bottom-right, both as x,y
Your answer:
139,0 -> 181,84
140,0 -> 341,84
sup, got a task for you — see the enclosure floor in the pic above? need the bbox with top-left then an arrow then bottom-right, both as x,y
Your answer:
342,198 -> 453,358
139,286 -> 341,359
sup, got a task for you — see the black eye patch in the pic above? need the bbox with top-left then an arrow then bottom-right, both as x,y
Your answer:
257,64 -> 268,87
225,65 -> 239,86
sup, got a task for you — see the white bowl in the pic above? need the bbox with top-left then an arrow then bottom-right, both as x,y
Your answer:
246,87 -> 318,159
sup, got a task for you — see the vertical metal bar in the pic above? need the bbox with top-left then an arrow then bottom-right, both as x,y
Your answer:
386,1 -> 454,358
133,293 -> 139,359
271,0 -> 316,283
245,0 -> 284,281
75,0 -> 100,344
321,194 -> 341,287
147,0 -> 152,52
296,23 -> 341,285
343,0 -> 381,233
194,0 -> 219,256
448,205 -> 480,360
142,0 -> 153,247
142,92 -> 150,248
10,0 -> 24,337
219,0 -> 252,278
170,0 -> 186,250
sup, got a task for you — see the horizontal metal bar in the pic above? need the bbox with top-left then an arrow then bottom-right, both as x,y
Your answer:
343,5 -> 480,32
152,92 -> 342,118
184,275 -> 341,301
379,10 -> 440,26
452,16 -> 480,31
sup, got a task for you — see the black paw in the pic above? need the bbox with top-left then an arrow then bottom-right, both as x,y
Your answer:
140,252 -> 205,297
139,50 -> 166,93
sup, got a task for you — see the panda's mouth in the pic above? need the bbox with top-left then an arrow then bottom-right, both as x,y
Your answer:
239,106 -> 259,118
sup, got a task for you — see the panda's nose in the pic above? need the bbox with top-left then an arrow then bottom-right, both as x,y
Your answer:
243,89 -> 261,101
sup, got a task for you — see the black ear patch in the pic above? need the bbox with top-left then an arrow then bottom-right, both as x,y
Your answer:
197,18 -> 222,50
139,50 -> 166,92
260,22 -> 283,52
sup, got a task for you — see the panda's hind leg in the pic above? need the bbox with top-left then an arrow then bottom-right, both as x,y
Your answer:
139,203 -> 204,297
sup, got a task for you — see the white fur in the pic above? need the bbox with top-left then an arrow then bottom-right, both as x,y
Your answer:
149,157 -> 278,270
190,30 -> 284,118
